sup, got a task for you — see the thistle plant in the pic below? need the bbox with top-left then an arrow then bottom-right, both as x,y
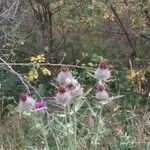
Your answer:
1,57 -> 134,150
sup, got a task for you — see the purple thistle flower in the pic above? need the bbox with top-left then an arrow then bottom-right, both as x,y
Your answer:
34,100 -> 46,109
33,100 -> 47,117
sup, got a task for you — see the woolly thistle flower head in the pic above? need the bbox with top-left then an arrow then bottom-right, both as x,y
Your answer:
20,93 -> 27,102
56,65 -> 73,83
58,85 -> 69,94
55,85 -> 72,105
96,84 -> 106,92
34,100 -> 46,109
66,78 -> 78,84
33,100 -> 47,117
65,78 -> 78,90
94,61 -> 111,81
18,93 -> 35,112
95,83 -> 109,100
99,61 -> 109,69
61,65 -> 70,72
65,78 -> 83,97
66,82 -> 74,90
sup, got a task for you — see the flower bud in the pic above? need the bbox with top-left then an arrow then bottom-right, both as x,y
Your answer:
56,65 -> 73,84
18,93 -> 35,112
94,61 -> 111,81
65,78 -> 83,97
55,85 -> 72,106
95,85 -> 109,100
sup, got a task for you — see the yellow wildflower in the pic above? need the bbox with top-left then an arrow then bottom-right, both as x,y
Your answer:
26,69 -> 38,81
136,71 -> 146,81
127,69 -> 146,81
30,54 -> 45,63
31,56 -> 37,62
41,67 -> 51,76
36,54 -> 45,62
127,70 -> 137,80
27,75 -> 35,81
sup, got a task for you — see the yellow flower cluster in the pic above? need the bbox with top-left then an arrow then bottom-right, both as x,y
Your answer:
136,70 -> 146,81
26,69 -> 38,81
31,54 -> 45,63
127,70 -> 145,81
25,67 -> 51,81
41,67 -> 51,76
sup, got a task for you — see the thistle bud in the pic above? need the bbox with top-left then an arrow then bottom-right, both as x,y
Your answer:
56,65 -> 73,84
65,78 -> 83,97
94,61 -> 111,81
55,85 -> 72,106
18,93 -> 35,112
95,85 -> 109,100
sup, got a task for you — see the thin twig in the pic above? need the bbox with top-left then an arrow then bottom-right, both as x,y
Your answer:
0,62 -> 92,70
0,57 -> 30,94
0,59 -> 43,98
106,0 -> 137,57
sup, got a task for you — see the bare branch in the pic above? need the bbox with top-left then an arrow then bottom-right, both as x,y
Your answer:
0,62 -> 92,70
106,0 -> 137,57
0,57 -> 30,94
